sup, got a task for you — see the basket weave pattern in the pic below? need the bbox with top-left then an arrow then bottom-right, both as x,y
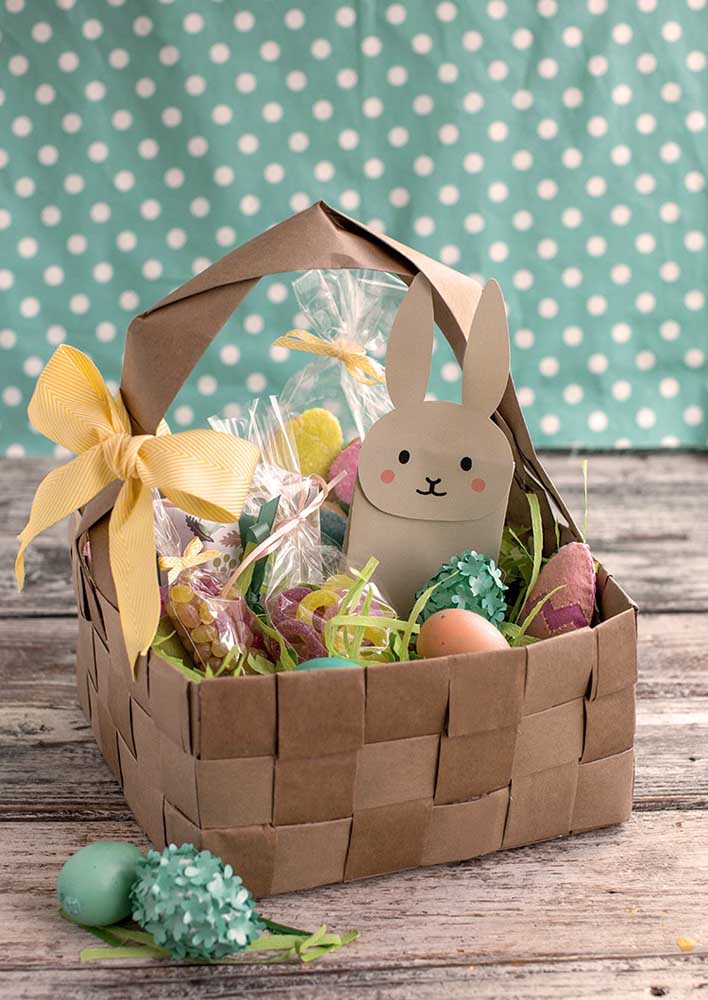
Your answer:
72,534 -> 636,897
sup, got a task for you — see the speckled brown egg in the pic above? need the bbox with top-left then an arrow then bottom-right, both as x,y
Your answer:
417,608 -> 509,659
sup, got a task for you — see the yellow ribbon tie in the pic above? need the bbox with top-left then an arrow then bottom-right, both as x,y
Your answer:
159,537 -> 222,585
16,344 -> 260,672
272,329 -> 385,386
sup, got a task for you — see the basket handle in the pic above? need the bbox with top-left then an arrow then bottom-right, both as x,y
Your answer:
120,201 -> 480,435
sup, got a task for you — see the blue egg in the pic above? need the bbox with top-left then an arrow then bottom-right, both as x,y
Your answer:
57,841 -> 144,927
296,656 -> 359,671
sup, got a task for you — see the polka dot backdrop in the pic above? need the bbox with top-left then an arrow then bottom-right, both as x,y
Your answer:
1,0 -> 707,457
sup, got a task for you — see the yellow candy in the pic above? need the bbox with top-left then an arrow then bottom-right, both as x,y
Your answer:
296,588 -> 340,625
324,574 -> 357,590
286,408 -> 343,479
170,584 -> 194,604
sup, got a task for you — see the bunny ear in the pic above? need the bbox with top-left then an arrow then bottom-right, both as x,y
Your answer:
385,273 -> 434,408
462,279 -> 510,416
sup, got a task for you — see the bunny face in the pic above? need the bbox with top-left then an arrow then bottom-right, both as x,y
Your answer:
355,272 -> 515,524
358,402 -> 514,522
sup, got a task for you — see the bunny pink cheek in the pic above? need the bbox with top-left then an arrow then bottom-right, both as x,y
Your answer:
471,478 -> 486,493
380,469 -> 396,484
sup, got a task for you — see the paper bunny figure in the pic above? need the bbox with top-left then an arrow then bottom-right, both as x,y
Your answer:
346,273 -> 515,615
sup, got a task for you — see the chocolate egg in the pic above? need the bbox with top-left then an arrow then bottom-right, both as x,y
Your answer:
296,656 -> 359,671
417,608 -> 509,659
57,841 -> 143,926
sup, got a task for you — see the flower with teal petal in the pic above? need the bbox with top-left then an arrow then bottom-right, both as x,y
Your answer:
416,549 -> 507,627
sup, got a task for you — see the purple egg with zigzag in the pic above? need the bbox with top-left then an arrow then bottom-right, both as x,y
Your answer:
521,542 -> 596,640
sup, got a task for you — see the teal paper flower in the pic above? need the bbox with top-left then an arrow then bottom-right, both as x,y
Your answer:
417,550 -> 507,627
130,843 -> 263,960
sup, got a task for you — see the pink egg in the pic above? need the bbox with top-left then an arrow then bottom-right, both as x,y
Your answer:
521,542 -> 596,639
417,608 -> 509,659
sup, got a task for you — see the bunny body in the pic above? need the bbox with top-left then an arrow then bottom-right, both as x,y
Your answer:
346,274 -> 515,615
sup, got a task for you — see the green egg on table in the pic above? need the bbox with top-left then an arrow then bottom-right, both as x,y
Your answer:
57,841 -> 144,927
296,656 -> 359,671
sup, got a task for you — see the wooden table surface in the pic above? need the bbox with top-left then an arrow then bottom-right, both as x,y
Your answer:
2,453 -> 707,999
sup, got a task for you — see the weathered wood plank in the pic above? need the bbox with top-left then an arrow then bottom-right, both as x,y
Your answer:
0,813 -> 706,980
3,956 -> 708,1000
2,454 -> 707,616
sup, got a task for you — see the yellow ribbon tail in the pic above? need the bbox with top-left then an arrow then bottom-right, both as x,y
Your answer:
272,330 -> 385,386
15,448 -> 114,591
110,480 -> 161,665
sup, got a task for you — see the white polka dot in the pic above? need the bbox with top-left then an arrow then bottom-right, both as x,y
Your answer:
611,264 -> 632,285
0,269 -> 13,290
164,167 -> 185,189
538,118 -> 559,140
464,213 -> 485,234
439,124 -> 459,144
440,245 -> 460,265
289,192 -> 310,212
15,176 -> 34,197
613,23 -> 632,44
588,353 -> 608,374
286,70 -> 307,92
685,289 -> 705,310
537,179 -> 558,199
183,12 -> 203,32
17,237 -> 37,258
635,232 -> 656,253
412,33 -> 433,53
588,411 -> 608,432
162,107 -> 182,127
38,144 -> 58,166
686,50 -> 707,71
263,102 -> 283,123
636,174 -> 656,195
244,314 -> 264,335
240,195 -> 261,215
488,121 -> 508,142
488,59 -> 508,81
462,31 -> 483,51
119,290 -> 139,311
611,205 -> 632,225
412,216 -> 437,240
238,134 -> 259,154
564,384 -> 583,404
135,78 -> 155,99
587,116 -> 608,137
387,3 -> 407,24
562,268 -> 583,288
513,27 -> 533,49
685,348 -> 705,368
263,162 -> 284,183
563,87 -> 583,109
43,265 -> 64,286
588,55 -> 608,76
388,126 -> 408,147
439,62 -> 458,83
12,116 -> 32,138
197,374 -> 217,396
185,74 -> 206,96
611,323 -> 631,344
441,361 -> 461,383
166,228 -> 186,249
538,297 -> 558,318
539,356 -> 559,377
210,42 -> 230,63
662,20 -> 682,42
82,19 -> 103,40
336,4 -> 356,26
363,97 -> 383,118
537,239 -> 557,259
246,372 -> 267,393
685,230 -> 706,252
141,199 -> 161,220
93,262 -> 113,282
515,328 -> 534,348
561,208 -> 583,229
234,11 -> 255,30
64,173 -> 84,194
540,415 -> 560,435
513,212 -> 533,232
58,51 -> 79,72
174,405 -> 194,427
512,150 -> 533,170
312,100 -> 333,122
488,181 -> 508,203
489,241 -> 508,262
635,407 -> 656,429
339,128 -> 360,150
215,226 -> 235,247
586,236 -> 607,257
212,104 -> 233,125
660,261 -> 680,282
133,15 -> 152,36
114,170 -> 135,192
612,380 -> 632,401
636,350 -> 656,371
0,329 -> 16,349
636,291 -> 656,313
586,176 -> 606,197
660,142 -> 681,164
340,189 -> 360,211
41,206 -> 61,227
684,405 -> 704,426
9,54 -> 28,76
463,152 -> 483,173
661,82 -> 682,103
587,295 -> 607,316
512,90 -> 533,111
3,386 -> 22,406
612,84 -> 633,106
538,58 -> 558,78
68,233 -> 88,254
138,138 -> 159,160
311,39 -> 331,59
659,377 -> 679,399
414,94 -> 435,115
69,293 -> 89,315
361,35 -> 382,58
219,344 -> 241,366
685,171 -> 706,192
660,202 -> 680,223
35,84 -> 55,105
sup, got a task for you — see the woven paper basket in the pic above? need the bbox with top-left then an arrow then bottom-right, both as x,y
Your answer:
70,202 -> 637,897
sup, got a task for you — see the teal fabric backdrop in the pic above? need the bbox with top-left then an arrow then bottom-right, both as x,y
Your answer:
1,0 -> 707,456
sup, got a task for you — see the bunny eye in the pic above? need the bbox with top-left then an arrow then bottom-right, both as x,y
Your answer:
398,449 -> 411,464
460,456 -> 473,471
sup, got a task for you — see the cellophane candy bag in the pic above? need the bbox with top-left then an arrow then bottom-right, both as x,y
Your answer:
153,497 -> 274,676
278,269 -> 405,442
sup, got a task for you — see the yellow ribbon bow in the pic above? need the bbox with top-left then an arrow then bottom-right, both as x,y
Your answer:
16,345 -> 260,672
271,329 -> 385,386
159,537 -> 222,585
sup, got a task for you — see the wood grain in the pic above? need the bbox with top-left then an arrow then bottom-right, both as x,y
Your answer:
2,454 -> 707,998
